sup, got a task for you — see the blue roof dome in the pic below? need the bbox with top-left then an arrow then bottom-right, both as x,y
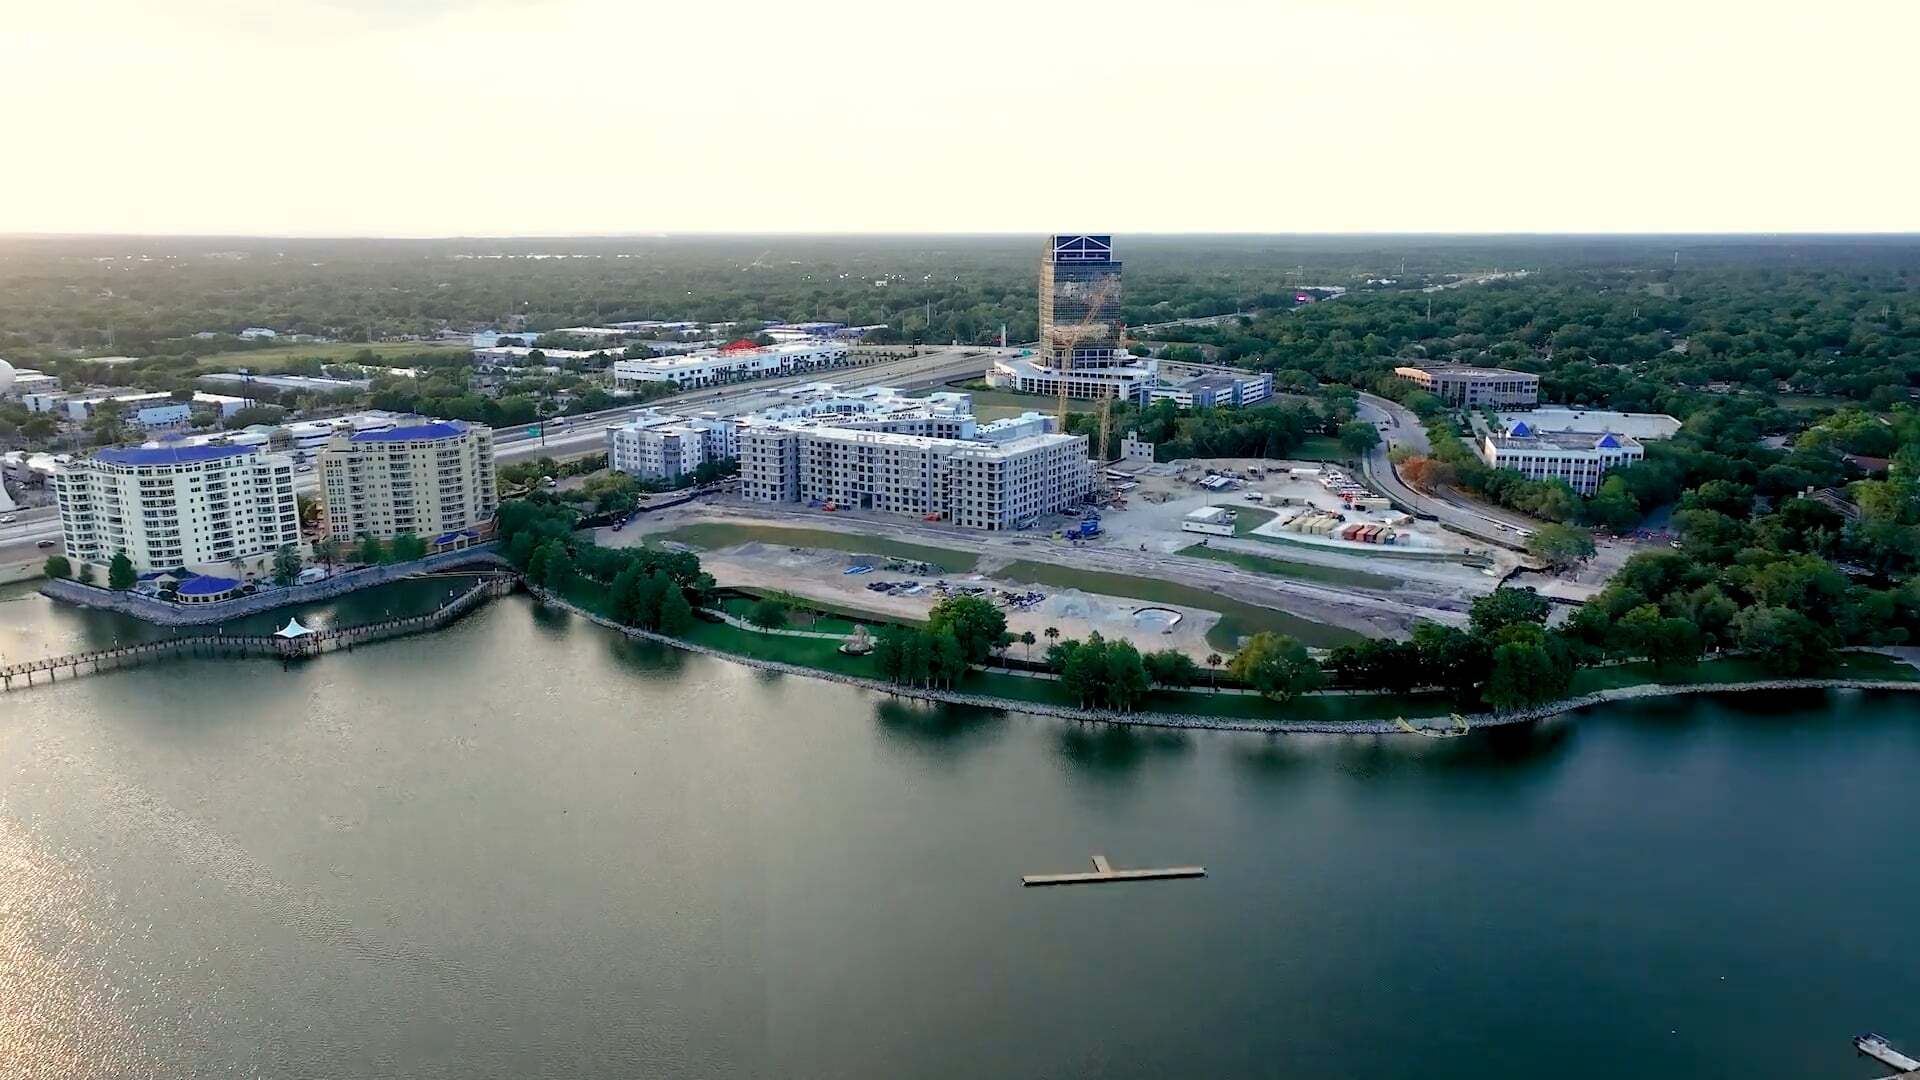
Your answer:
175,574 -> 241,597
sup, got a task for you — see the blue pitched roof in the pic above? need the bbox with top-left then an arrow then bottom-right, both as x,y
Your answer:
175,574 -> 241,596
96,444 -> 252,466
432,529 -> 483,546
1597,433 -> 1621,448
1506,421 -> 1532,437
350,421 -> 467,442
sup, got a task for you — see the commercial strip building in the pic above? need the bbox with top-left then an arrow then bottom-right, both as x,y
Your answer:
54,444 -> 301,576
1394,364 -> 1540,408
611,339 -> 853,389
319,420 -> 498,543
471,345 -> 626,367
1148,362 -> 1274,409
1477,421 -> 1644,495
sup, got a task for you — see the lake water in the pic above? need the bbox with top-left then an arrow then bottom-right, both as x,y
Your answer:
1,593 -> 1914,1078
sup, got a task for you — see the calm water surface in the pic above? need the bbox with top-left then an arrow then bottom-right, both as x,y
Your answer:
1,593 -> 1914,1078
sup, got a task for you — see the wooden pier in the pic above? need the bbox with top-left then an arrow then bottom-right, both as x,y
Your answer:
0,575 -> 514,691
1857,1033 -> 1920,1077
1022,854 -> 1206,887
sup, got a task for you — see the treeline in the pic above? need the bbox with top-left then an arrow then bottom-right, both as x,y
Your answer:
497,499 -> 711,634
1153,265 -> 1920,410
1069,396 -> 1352,461
871,595 -> 1009,688
1398,389 -> 1920,576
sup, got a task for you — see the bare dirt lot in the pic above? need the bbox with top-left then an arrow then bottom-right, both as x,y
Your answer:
696,543 -> 1227,658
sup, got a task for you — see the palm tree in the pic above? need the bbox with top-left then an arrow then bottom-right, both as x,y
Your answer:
1044,626 -> 1060,646
1020,630 -> 1036,660
1206,652 -> 1223,691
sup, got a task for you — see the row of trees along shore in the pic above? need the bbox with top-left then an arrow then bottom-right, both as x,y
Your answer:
504,488 -> 1916,713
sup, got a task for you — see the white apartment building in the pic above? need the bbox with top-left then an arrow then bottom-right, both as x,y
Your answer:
611,340 -> 852,389
740,422 -> 1091,530
319,420 -> 498,543
607,416 -> 709,481
1478,421 -> 1643,495
55,443 -> 301,575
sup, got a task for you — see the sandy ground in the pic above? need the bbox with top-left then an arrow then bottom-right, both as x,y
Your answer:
1096,457 -> 1516,590
696,543 -> 1225,658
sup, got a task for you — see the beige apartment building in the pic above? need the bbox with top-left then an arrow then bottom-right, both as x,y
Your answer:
55,443 -> 301,576
320,420 -> 498,543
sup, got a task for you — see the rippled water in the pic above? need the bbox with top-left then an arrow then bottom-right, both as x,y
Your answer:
1,594 -> 1915,1078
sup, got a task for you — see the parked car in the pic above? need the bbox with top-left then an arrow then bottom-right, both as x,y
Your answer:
37,539 -> 56,549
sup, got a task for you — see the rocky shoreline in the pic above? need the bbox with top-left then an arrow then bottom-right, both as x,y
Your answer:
524,587 -> 1920,735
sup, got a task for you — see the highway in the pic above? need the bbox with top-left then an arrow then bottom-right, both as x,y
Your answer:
0,345 -> 996,557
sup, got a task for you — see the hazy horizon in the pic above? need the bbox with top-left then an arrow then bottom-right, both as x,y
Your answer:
10,0 -> 1917,236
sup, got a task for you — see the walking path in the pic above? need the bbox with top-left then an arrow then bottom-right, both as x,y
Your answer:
2,577 -> 513,691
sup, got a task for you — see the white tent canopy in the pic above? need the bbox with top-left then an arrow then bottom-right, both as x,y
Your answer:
274,617 -> 313,639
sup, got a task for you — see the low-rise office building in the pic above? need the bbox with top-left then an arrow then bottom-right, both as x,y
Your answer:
319,420 -> 498,543
55,443 -> 301,575
1478,421 -> 1642,495
987,351 -> 1156,402
1395,364 -> 1540,408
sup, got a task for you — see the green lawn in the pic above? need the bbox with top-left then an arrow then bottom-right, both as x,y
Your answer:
1179,544 -> 1401,590
651,523 -> 980,573
992,559 -> 1365,651
716,592 -> 911,635
1232,505 -> 1278,534
189,341 -> 470,372
1291,435 -> 1355,463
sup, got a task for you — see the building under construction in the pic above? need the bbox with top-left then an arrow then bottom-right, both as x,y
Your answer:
1039,234 -> 1124,370
990,234 -> 1156,403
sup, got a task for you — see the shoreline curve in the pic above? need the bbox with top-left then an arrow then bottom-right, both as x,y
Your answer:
525,587 -> 1920,736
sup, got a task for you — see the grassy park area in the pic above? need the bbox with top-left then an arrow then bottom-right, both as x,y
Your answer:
188,341 -> 469,372
651,523 -> 980,573
1178,544 -> 1401,591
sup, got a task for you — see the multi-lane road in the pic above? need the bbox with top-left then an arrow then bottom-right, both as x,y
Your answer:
1353,390 -> 1544,550
0,345 -> 998,558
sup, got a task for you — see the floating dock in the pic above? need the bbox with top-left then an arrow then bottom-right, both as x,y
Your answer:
1857,1033 -> 1920,1077
1022,854 -> 1206,887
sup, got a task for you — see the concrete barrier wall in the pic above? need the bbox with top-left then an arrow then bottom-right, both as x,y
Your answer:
39,547 -> 510,626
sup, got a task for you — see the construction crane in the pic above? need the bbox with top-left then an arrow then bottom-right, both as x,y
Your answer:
1047,275 -> 1122,430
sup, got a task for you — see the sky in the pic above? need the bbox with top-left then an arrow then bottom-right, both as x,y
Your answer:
7,0 -> 1917,236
